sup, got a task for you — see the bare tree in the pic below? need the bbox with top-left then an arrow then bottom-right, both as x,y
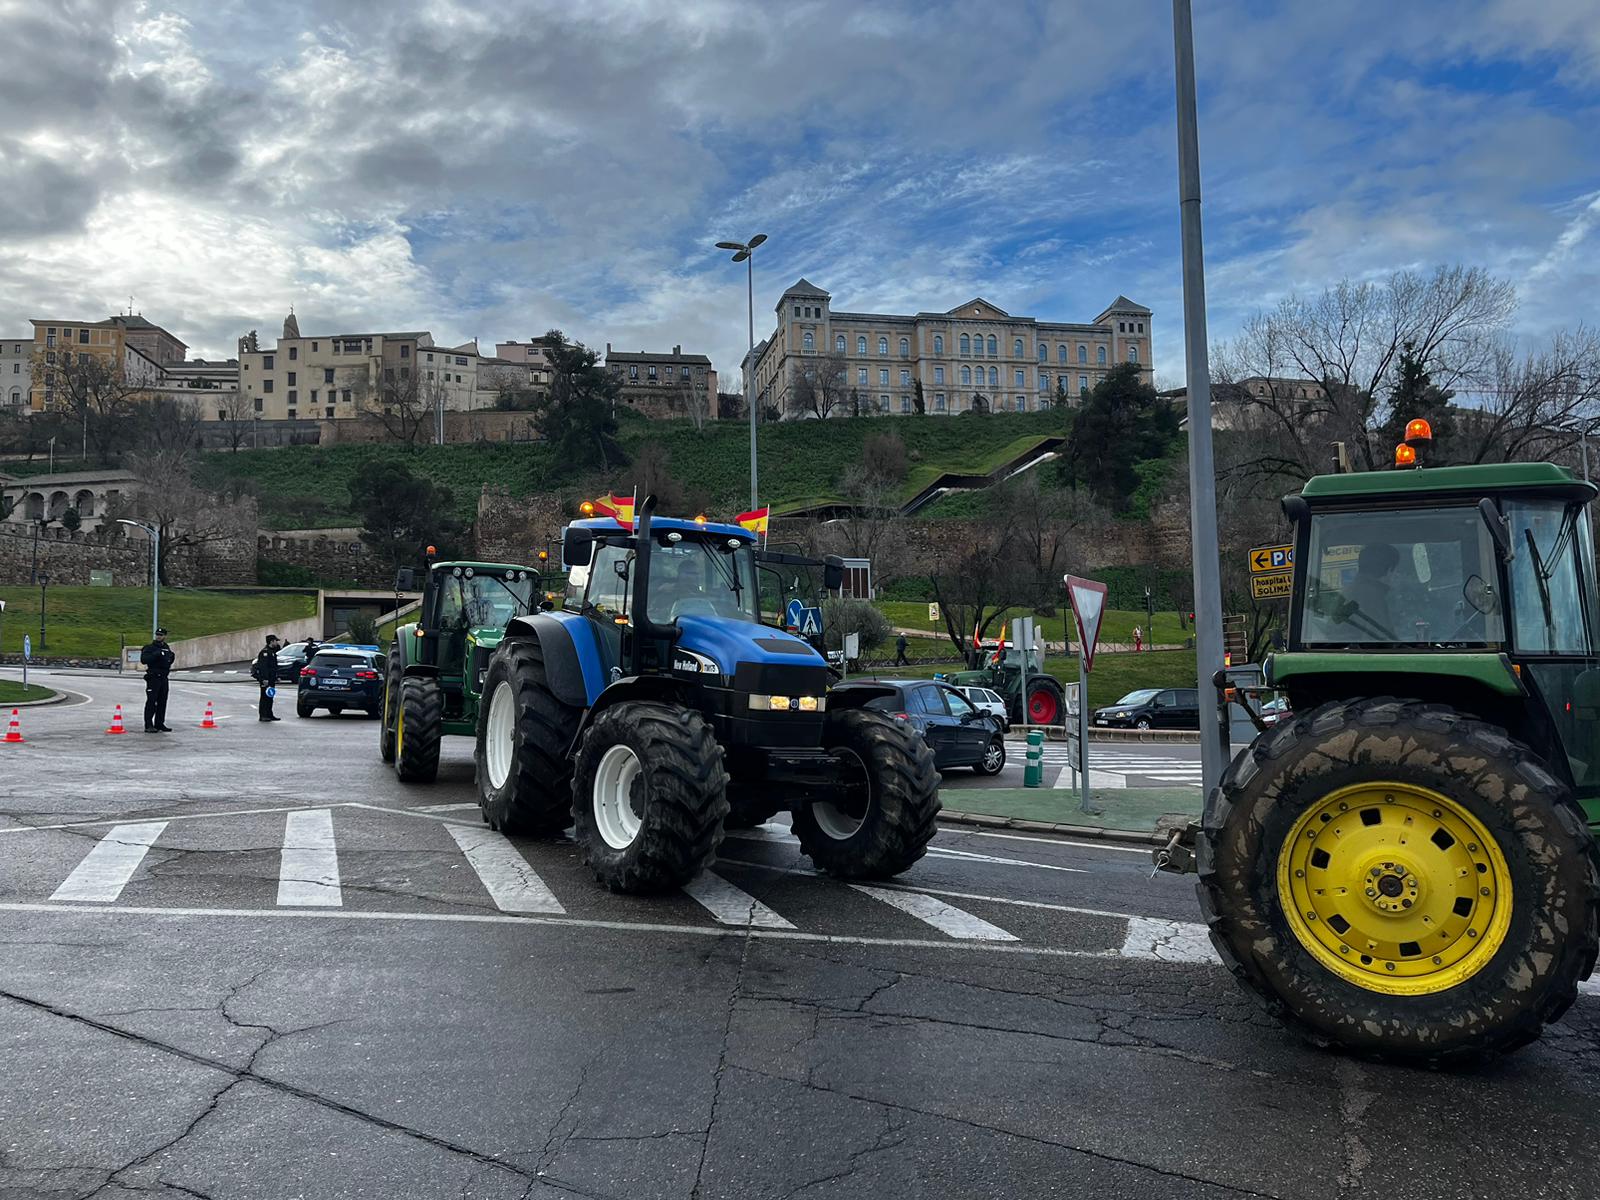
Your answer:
1450,328 -> 1600,464
989,475 -> 1105,611
928,524 -> 1035,664
364,370 -> 451,448
33,348 -> 154,465
213,388 -> 255,452
669,371 -> 713,431
789,352 -> 848,420
111,451 -> 257,584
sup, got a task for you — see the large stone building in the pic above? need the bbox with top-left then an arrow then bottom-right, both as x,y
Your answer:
603,344 -> 717,419
2,339 -> 29,409
746,280 -> 1151,418
238,314 -> 480,422
27,315 -> 174,412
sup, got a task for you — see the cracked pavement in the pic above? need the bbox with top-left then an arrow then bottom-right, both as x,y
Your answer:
2,669 -> 1599,1198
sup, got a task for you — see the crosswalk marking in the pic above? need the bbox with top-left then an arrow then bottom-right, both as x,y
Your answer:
849,884 -> 1018,941
683,870 -> 796,929
278,809 -> 341,907
50,822 -> 168,903
445,824 -> 565,914
1120,916 -> 1218,964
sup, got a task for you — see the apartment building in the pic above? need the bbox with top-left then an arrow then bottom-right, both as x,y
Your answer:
603,344 -> 717,419
746,279 -> 1151,418
26,316 -> 177,412
2,339 -> 29,409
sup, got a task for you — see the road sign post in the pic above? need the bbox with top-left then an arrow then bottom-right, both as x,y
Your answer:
22,633 -> 30,692
1066,575 -> 1108,815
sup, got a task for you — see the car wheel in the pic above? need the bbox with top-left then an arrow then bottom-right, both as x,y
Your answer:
330,706 -> 344,716
974,736 -> 1005,776
1135,717 -> 1152,730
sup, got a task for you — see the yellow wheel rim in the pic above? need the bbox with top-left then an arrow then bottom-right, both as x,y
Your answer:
395,695 -> 404,762
1277,781 -> 1513,996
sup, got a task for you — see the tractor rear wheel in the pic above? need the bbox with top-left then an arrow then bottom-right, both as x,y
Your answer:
571,702 -> 728,893
795,709 -> 940,879
1024,680 -> 1064,726
394,676 -> 443,784
475,637 -> 580,836
1201,696 -> 1600,1065
379,645 -> 401,764
723,783 -> 783,830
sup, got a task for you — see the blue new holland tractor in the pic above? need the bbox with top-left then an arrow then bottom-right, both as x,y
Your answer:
473,496 -> 942,893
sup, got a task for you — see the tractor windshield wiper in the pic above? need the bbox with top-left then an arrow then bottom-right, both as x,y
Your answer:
703,542 -> 743,602
1524,527 -> 1557,651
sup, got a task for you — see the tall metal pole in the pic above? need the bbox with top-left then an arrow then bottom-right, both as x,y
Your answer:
1173,0 -> 1229,792
152,525 -> 160,638
747,251 -> 758,510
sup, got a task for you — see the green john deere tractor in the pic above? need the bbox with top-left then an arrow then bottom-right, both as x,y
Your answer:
380,560 -> 544,783
1166,458 -> 1600,1064
946,639 -> 1066,727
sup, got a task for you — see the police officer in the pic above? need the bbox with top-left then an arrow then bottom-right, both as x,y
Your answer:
253,634 -> 282,722
139,627 -> 175,733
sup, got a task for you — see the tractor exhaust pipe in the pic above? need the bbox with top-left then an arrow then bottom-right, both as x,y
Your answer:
629,494 -> 674,672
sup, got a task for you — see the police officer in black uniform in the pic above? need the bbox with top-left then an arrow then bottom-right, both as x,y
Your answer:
139,627 -> 175,733
253,634 -> 282,722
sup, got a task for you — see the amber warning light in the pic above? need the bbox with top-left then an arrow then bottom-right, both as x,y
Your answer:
1404,417 -> 1433,445
1394,443 -> 1418,468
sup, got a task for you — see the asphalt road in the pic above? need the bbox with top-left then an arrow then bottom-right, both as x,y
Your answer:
2,668 -> 1598,1199
940,737 -> 1207,791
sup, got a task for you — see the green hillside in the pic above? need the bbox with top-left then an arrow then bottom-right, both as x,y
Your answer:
0,587 -> 317,659
195,410 -> 1066,529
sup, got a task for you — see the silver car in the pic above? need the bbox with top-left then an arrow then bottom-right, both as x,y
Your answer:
958,685 -> 1010,729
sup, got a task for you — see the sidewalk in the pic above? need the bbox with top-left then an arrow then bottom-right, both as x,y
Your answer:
938,785 -> 1201,843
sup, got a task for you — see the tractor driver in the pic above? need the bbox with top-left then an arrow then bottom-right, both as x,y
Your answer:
1340,543 -> 1400,640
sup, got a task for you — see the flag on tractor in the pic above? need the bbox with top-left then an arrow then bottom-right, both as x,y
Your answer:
609,494 -> 636,531
736,506 -> 769,536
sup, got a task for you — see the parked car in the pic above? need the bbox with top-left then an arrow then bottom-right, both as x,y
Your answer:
834,678 -> 1006,774
276,640 -> 316,679
296,648 -> 385,718
957,685 -> 1010,729
1092,687 -> 1201,731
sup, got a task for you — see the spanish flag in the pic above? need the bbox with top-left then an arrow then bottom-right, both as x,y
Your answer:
608,494 -> 636,531
736,506 -> 769,536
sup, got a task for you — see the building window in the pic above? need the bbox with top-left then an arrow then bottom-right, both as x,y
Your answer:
287,409 -> 297,420
879,368 -> 889,386
287,371 -> 296,386
289,346 -> 298,360
455,356 -> 467,367
835,334 -> 846,353
935,392 -> 946,412
287,390 -> 297,403
959,334 -> 970,356
934,334 -> 944,354
312,342 -> 319,352
384,368 -> 395,382
857,336 -> 867,355
1079,374 -> 1089,393
857,367 -> 868,385
802,332 -> 814,353
1128,345 -> 1139,362
881,394 -> 891,412
681,365 -> 690,378
326,407 -> 335,418
899,369 -> 910,386
986,335 -> 997,356
1098,345 -> 1107,365
1118,321 -> 1125,333
1138,322 -> 1145,333
629,365 -> 639,379
899,338 -> 909,358
1036,343 -> 1046,363
324,368 -> 334,383
254,398 -> 263,413
1058,344 -> 1068,364
1013,338 -> 1023,357
794,306 -> 801,318
1078,344 -> 1087,364
900,395 -> 911,413
341,389 -> 351,403
960,366 -> 971,385
934,366 -> 944,384
1040,372 -> 1050,390
78,329 -> 89,345
311,390 -> 319,402
1014,368 -> 1024,387
263,379 -> 274,394
988,367 -> 998,387
400,344 -> 410,358
648,365 -> 658,379
1016,395 -> 1027,412
263,354 -> 274,369
878,337 -> 888,356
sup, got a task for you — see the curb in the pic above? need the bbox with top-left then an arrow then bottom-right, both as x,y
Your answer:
1,689 -> 71,708
937,808 -> 1167,845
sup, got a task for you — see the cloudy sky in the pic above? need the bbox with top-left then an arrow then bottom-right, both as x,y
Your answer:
2,0 -> 1597,383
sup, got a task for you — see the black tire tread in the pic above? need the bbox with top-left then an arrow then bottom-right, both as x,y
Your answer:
475,637 -> 581,836
395,676 -> 443,784
1198,695 -> 1600,1067
378,644 -> 400,764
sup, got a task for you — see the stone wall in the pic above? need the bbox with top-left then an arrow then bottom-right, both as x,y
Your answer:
0,521 -> 257,588
474,485 -> 565,564
319,410 -> 543,446
257,533 -> 390,587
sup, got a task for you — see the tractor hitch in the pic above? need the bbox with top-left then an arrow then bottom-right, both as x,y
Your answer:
1152,821 -> 1200,877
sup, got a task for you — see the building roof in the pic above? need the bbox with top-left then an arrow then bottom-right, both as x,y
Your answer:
781,278 -> 832,299
1097,295 -> 1151,316
947,297 -> 1011,317
605,350 -> 712,365
105,314 -> 188,347
0,468 -> 140,489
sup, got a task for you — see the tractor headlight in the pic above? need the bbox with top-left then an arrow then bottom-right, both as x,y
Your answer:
672,650 -> 721,677
749,695 -> 824,712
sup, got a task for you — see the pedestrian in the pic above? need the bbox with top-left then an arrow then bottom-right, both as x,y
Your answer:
139,627 -> 175,733
894,633 -> 909,666
252,634 -> 282,722
1133,625 -> 1143,653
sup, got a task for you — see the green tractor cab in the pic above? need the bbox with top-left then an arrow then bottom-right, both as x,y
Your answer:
1189,457 -> 1600,1064
380,560 -> 545,783
945,639 -> 1065,727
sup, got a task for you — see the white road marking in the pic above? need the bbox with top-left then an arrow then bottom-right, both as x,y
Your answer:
445,824 -> 564,914
683,870 -> 795,929
1120,916 -> 1218,964
417,802 -> 482,813
49,821 -> 168,902
850,884 -> 1018,941
277,808 -> 341,907
923,846 -> 1086,874
945,829 -> 1153,855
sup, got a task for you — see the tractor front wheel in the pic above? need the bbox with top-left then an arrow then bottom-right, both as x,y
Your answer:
475,638 -> 580,836
1201,696 -> 1600,1065
394,676 -> 443,784
795,709 -> 940,879
1024,680 -> 1064,726
379,645 -> 401,764
571,702 -> 728,893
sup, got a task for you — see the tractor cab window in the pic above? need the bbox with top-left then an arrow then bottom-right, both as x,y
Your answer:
433,570 -> 535,631
646,539 -> 758,625
1302,506 -> 1505,648
1506,500 -> 1591,655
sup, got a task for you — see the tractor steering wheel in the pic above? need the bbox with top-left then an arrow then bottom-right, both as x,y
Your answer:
669,597 -> 720,620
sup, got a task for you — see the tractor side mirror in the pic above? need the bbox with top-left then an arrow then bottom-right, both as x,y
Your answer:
563,529 -> 595,567
394,567 -> 416,592
822,555 -> 845,592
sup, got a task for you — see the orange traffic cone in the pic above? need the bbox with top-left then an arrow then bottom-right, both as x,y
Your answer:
200,701 -> 217,729
3,710 -> 22,744
105,704 -> 127,735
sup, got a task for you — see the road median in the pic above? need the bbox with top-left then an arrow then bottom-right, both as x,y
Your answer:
938,785 -> 1200,844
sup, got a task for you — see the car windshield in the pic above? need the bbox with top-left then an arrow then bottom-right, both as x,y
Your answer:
434,570 -> 535,630
1115,689 -> 1160,706
576,536 -> 759,625
1302,505 -> 1505,648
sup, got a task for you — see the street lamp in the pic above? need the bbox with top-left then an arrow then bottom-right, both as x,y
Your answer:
117,518 -> 161,637
716,233 -> 768,510
38,574 -> 48,653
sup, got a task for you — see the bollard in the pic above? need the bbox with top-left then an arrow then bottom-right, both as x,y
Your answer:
1023,728 -> 1045,788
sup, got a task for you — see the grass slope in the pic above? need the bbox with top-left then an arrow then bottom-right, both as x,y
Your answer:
0,679 -> 56,704
195,410 -> 1067,529
0,587 -> 318,659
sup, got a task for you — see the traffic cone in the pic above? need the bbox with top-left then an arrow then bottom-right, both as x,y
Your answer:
105,704 -> 127,736
3,710 -> 21,744
200,701 -> 217,729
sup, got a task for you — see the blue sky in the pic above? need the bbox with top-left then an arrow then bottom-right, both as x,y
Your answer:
1,0 -> 1596,384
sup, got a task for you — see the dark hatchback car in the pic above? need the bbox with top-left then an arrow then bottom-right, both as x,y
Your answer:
296,648 -> 385,718
835,679 -> 1006,774
1092,687 -> 1201,731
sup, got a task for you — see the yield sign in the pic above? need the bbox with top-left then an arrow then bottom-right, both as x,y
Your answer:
1064,575 -> 1109,673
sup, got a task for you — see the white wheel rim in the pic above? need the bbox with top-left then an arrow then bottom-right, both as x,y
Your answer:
593,743 -> 644,850
983,741 -> 1003,771
485,680 -> 516,790
812,748 -> 869,840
